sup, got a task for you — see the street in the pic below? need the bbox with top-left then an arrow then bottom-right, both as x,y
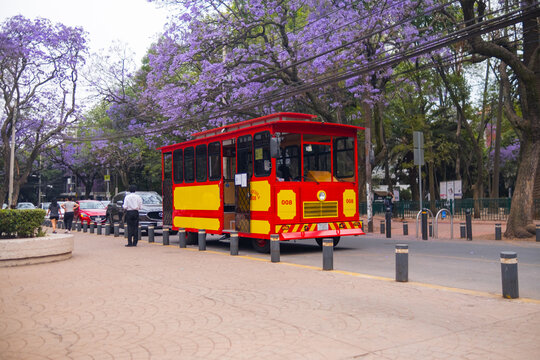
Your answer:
145,231 -> 540,300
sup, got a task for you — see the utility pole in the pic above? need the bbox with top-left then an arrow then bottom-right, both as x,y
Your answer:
363,102 -> 373,232
38,154 -> 42,204
413,131 -> 425,210
106,168 -> 110,200
8,105 -> 17,207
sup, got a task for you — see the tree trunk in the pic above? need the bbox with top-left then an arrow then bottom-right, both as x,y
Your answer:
472,143 -> 484,219
455,111 -> 462,182
505,136 -> 540,237
491,64 -> 504,198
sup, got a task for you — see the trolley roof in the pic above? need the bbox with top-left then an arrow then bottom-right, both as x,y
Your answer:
158,112 -> 364,152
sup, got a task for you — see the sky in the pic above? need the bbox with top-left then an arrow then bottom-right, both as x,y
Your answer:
0,0 -> 170,63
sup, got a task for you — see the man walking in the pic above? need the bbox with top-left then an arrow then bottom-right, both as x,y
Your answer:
123,185 -> 143,247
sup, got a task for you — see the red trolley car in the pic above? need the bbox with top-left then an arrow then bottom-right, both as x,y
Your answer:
158,112 -> 365,252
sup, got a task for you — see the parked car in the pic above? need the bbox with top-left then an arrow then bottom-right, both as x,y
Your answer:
75,200 -> 107,225
106,191 -> 163,231
16,202 -> 36,209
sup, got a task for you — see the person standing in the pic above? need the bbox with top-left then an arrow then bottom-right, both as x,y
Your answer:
47,199 -> 61,234
123,185 -> 143,247
384,192 -> 394,216
62,196 -> 79,233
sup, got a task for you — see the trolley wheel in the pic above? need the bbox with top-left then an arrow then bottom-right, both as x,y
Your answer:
186,232 -> 198,245
251,238 -> 270,253
315,237 -> 341,248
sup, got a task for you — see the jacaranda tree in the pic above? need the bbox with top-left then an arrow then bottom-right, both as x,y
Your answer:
0,15 -> 87,205
145,0 -> 438,131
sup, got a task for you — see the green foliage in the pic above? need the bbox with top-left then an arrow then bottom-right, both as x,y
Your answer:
0,209 -> 46,238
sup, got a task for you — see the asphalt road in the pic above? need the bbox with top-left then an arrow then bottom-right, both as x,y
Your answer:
140,231 -> 540,300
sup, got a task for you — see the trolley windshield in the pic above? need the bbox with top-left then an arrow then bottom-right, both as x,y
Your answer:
275,133 -> 355,183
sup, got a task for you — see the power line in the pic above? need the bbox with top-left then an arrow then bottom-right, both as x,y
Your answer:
63,2 -> 537,143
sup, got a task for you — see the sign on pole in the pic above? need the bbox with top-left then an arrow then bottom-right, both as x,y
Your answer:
413,131 -> 424,149
440,180 -> 463,200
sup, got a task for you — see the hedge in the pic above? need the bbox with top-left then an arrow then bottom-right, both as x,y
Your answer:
0,209 -> 46,239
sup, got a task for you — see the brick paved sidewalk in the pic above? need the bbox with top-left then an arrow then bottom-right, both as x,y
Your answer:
1,232 -> 539,359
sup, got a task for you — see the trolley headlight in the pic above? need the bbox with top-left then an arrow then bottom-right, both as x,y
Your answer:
317,190 -> 327,201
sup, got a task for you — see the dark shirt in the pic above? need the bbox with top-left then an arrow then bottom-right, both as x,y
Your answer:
48,203 -> 60,217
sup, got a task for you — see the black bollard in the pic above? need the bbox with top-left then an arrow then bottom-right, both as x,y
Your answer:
460,223 -> 466,238
421,210 -> 428,240
138,225 -> 142,241
105,223 -> 111,236
500,251 -> 519,299
163,228 -> 169,245
97,223 -> 102,235
114,223 -> 119,237
270,234 -> 280,263
77,221 -> 82,232
428,222 -> 433,237
148,226 -> 154,243
322,238 -> 334,271
198,229 -> 206,251
83,222 -> 88,233
403,221 -> 408,236
385,207 -> 392,238
380,220 -> 385,234
90,222 -> 95,234
178,228 -> 186,248
536,224 -> 539,243
465,209 -> 472,241
395,244 -> 408,282
230,231 -> 239,256
495,223 -> 501,240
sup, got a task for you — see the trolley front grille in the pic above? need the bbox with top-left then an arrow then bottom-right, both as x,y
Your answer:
303,201 -> 338,219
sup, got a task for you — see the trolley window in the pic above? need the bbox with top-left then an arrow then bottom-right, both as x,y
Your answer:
237,135 -> 253,177
208,141 -> 221,181
163,152 -> 172,180
303,134 -> 332,182
276,133 -> 301,181
184,147 -> 194,183
196,144 -> 207,182
223,139 -> 236,180
333,137 -> 355,181
173,149 -> 183,184
254,131 -> 271,177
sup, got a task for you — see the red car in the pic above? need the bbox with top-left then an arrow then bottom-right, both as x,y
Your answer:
75,200 -> 107,225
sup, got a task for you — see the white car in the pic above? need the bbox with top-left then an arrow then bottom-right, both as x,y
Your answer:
16,202 -> 36,209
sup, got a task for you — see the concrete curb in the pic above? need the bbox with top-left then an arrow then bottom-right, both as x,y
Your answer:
0,234 -> 73,267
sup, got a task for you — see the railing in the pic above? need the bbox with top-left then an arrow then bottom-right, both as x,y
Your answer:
359,198 -> 540,221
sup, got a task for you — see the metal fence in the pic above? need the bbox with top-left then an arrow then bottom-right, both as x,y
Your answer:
359,198 -> 540,221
